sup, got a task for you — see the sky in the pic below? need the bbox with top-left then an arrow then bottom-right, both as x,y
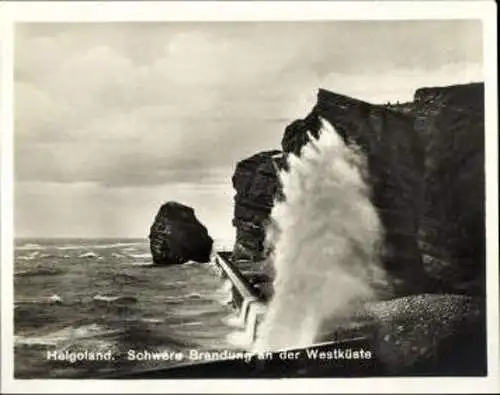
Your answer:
14,20 -> 483,240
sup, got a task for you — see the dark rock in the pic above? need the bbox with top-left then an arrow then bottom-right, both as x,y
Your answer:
318,293 -> 486,375
231,150 -> 286,261
148,201 -> 213,265
412,83 -> 485,297
281,89 -> 428,295
281,112 -> 322,157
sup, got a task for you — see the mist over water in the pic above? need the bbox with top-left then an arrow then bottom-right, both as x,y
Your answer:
254,119 -> 387,352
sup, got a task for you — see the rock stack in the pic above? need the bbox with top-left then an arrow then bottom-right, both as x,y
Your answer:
231,150 -> 286,261
149,201 -> 213,265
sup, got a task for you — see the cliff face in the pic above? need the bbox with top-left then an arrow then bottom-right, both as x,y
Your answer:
412,83 -> 485,296
281,90 -> 428,295
230,83 -> 485,297
231,150 -> 286,260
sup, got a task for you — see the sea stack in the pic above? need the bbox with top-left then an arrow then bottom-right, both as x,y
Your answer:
149,201 -> 214,265
231,150 -> 286,261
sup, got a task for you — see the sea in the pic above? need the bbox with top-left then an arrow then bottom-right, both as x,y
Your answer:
13,238 -> 249,379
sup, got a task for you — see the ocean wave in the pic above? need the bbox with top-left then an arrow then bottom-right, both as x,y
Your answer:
92,295 -> 138,304
15,267 -> 64,277
254,119 -> 386,352
183,260 -> 199,266
17,252 -> 55,260
226,330 -> 254,350
55,242 -> 145,251
169,321 -> 204,328
168,305 -> 224,319
15,294 -> 63,305
15,323 -> 124,347
77,251 -> 103,259
122,247 -> 139,253
211,281 -> 234,306
164,293 -> 204,303
223,314 -> 246,329
117,317 -> 165,324
17,251 -> 41,261
126,252 -> 151,259
16,243 -> 45,251
127,261 -> 154,266
139,317 -> 164,324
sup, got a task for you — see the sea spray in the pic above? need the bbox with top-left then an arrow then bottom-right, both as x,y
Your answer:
253,118 -> 387,352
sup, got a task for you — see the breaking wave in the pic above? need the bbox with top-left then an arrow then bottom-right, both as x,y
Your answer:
126,252 -> 151,259
254,118 -> 387,352
15,294 -> 64,306
15,268 -> 64,277
55,242 -> 145,251
77,251 -> 102,259
16,243 -> 45,251
15,323 -> 123,347
92,295 -> 138,304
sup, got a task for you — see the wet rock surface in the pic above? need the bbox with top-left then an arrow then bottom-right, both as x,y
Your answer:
148,201 -> 213,265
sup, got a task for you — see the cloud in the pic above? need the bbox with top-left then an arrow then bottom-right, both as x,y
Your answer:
14,22 -> 484,180
13,21 -> 484,237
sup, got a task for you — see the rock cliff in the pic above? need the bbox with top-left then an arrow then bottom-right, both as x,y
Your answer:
412,83 -> 485,296
231,83 -> 485,298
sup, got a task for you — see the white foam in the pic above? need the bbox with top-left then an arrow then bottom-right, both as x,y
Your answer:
226,330 -> 254,349
212,281 -> 233,305
93,294 -> 137,303
77,251 -> 100,259
57,242 -> 144,250
15,243 -> 44,251
254,118 -> 387,352
49,294 -> 63,303
140,318 -> 164,324
15,324 -> 123,347
170,321 -> 204,328
165,292 -> 203,301
224,314 -> 245,329
127,252 -> 151,259
17,251 -> 40,260
15,294 -> 63,305
128,261 -> 154,266
14,336 -> 58,346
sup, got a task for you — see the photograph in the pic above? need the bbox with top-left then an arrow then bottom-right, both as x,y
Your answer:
1,1 -> 498,393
